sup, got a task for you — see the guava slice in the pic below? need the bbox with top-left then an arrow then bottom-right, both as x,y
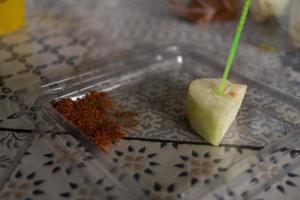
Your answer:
185,78 -> 247,146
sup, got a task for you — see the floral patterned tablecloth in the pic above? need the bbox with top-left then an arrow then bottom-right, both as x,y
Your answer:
0,0 -> 300,199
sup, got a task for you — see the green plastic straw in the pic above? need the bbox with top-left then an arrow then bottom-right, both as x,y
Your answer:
218,0 -> 251,94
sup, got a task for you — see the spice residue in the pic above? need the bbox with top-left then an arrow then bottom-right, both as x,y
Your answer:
53,91 -> 138,149
169,0 -> 240,23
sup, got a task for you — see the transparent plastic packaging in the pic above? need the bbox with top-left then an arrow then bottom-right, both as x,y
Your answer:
10,46 -> 300,199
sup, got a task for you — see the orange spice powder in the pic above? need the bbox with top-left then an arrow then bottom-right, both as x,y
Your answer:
53,91 -> 138,149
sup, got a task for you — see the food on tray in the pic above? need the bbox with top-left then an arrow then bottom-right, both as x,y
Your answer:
169,0 -> 240,23
185,78 -> 247,146
250,0 -> 289,22
53,91 -> 138,149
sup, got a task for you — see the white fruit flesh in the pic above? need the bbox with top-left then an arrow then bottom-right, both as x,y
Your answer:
186,78 -> 247,146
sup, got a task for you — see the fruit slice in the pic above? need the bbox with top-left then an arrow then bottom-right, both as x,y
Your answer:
185,78 -> 247,146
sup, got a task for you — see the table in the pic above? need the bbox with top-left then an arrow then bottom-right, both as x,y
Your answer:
0,0 -> 300,199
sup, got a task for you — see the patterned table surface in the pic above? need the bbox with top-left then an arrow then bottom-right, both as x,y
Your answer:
0,0 -> 300,199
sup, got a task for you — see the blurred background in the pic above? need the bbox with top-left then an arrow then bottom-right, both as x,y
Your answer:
78,0 -> 300,98
1,0 -> 300,97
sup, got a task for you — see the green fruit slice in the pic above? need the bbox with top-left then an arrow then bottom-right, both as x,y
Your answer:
185,78 -> 247,146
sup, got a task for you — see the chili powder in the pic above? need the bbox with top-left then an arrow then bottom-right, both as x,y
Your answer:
53,91 -> 138,149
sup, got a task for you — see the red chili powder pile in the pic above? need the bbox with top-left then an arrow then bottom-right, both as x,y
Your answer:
53,91 -> 138,149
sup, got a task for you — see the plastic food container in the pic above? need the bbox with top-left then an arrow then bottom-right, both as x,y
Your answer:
10,46 -> 300,199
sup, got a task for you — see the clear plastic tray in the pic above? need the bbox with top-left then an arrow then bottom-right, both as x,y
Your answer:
11,46 -> 300,199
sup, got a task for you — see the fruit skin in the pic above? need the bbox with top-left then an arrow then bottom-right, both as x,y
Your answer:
185,78 -> 247,146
